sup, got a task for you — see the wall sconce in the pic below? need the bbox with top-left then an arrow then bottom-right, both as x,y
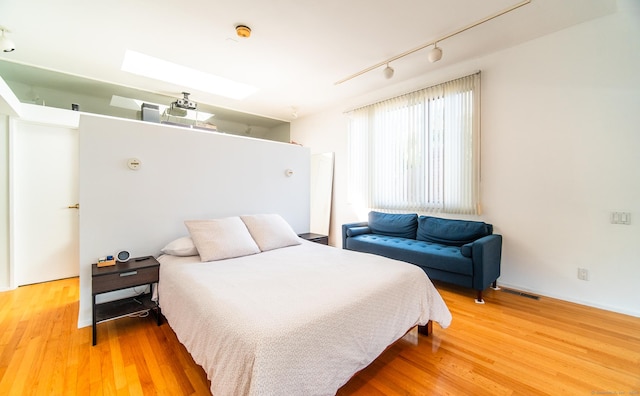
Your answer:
127,158 -> 141,170
0,26 -> 15,52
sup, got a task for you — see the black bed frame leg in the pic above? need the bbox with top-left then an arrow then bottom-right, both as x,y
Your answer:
491,280 -> 500,290
418,320 -> 433,336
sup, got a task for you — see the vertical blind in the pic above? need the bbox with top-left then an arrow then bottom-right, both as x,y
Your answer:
347,72 -> 481,215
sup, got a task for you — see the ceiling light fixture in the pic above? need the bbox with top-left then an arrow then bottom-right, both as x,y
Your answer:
428,44 -> 442,63
0,26 -> 15,52
335,0 -> 531,85
383,63 -> 394,79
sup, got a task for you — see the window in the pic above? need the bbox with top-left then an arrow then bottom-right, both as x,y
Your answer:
347,72 -> 480,214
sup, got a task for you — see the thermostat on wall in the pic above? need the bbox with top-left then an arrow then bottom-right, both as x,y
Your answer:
127,158 -> 141,170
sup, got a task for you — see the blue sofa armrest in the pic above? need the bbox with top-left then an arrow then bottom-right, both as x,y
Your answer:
342,222 -> 370,249
470,234 -> 502,291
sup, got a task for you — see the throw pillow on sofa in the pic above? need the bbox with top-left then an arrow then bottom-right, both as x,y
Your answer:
416,216 -> 491,246
368,211 -> 418,239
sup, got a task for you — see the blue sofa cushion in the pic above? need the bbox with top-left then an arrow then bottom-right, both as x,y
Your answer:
368,211 -> 418,239
346,226 -> 371,237
417,216 -> 491,247
345,234 -> 473,276
460,242 -> 473,257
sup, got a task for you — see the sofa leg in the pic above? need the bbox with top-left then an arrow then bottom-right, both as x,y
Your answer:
491,280 -> 501,291
475,290 -> 485,304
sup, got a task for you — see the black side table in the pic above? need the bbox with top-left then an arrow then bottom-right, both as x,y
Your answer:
91,256 -> 161,345
298,233 -> 329,245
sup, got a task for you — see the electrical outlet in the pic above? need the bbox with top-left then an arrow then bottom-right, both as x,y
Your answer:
577,268 -> 589,281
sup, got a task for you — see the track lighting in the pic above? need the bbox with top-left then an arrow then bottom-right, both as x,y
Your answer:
334,0 -> 531,85
428,44 -> 442,63
383,64 -> 394,79
0,26 -> 15,52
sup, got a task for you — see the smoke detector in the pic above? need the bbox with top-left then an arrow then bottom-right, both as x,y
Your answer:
236,25 -> 251,38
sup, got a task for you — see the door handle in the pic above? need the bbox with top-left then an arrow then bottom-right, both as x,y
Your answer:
68,203 -> 79,209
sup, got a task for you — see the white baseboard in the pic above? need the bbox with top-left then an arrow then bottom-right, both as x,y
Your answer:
77,318 -> 92,329
497,282 -> 640,318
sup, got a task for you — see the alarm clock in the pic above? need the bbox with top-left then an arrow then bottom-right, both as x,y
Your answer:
116,250 -> 131,263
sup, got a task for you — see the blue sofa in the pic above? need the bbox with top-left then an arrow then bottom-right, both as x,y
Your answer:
342,211 -> 502,303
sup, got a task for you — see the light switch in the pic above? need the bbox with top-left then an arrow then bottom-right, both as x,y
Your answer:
620,212 -> 631,225
611,211 -> 631,225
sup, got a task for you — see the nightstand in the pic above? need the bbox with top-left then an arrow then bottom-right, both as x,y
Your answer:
91,256 -> 161,346
298,232 -> 329,245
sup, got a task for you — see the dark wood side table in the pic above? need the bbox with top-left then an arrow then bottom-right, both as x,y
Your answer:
91,256 -> 161,346
298,233 -> 329,245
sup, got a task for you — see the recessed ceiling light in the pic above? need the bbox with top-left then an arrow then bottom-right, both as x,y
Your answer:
121,50 -> 258,100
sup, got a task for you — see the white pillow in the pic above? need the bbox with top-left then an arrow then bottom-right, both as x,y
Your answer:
184,217 -> 260,262
160,236 -> 199,257
240,214 -> 301,252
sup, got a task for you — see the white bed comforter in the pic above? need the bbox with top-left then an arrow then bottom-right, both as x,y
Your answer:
158,240 -> 451,396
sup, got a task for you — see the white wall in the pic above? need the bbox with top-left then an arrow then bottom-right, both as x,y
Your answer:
269,122 -> 293,143
291,4 -> 640,316
78,114 -> 309,327
0,77 -> 21,290
6,80 -> 291,142
0,116 -> 9,290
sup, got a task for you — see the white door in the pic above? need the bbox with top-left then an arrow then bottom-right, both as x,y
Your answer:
13,121 -> 79,285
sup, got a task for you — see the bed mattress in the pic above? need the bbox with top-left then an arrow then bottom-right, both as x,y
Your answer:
158,240 -> 451,396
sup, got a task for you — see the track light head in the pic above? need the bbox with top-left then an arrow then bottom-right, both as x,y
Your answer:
0,27 -> 15,52
383,64 -> 394,79
428,44 -> 442,63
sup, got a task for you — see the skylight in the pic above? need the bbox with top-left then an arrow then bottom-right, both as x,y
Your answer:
121,50 -> 258,100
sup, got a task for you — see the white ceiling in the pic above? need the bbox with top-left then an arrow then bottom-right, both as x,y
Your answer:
0,0 -> 616,122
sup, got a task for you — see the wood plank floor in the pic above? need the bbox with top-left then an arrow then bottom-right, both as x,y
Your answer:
1,277 -> 638,395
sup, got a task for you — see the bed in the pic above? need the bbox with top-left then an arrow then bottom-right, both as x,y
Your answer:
157,215 -> 452,396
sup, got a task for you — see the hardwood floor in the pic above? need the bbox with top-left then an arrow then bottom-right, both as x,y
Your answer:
1,277 -> 638,395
